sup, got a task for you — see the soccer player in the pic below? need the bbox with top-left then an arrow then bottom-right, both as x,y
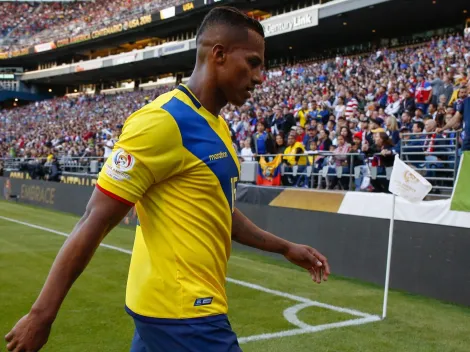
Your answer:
5,7 -> 330,352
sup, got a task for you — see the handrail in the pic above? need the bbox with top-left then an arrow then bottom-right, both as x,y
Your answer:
401,130 -> 462,136
1,139 -> 460,198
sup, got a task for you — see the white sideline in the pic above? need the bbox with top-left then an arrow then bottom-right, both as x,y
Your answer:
0,215 -> 381,343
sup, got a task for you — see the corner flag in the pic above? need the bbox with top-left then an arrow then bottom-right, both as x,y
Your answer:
388,155 -> 432,203
382,155 -> 432,319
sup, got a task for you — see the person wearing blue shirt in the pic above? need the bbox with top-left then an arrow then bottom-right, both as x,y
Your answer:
303,127 -> 318,151
318,103 -> 330,125
402,121 -> 426,163
255,129 -> 267,154
438,90 -> 470,151
251,121 -> 275,156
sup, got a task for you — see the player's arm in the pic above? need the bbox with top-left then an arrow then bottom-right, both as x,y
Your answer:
5,189 -> 131,352
5,105 -> 180,352
231,208 -> 330,283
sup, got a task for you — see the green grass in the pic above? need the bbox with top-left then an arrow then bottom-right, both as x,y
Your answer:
1,200 -> 469,352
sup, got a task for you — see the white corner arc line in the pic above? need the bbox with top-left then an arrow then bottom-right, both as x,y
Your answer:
238,316 -> 382,344
283,302 -> 317,329
0,215 -> 382,342
226,278 -> 374,318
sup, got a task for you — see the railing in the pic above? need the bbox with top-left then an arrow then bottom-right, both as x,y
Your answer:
0,131 -> 462,197
399,131 -> 460,197
245,152 -> 392,193
243,131 -> 460,197
0,156 -> 105,176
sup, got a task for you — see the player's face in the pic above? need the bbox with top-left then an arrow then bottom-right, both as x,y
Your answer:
219,29 -> 265,106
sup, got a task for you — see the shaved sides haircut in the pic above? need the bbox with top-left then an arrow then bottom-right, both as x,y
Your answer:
196,6 -> 265,44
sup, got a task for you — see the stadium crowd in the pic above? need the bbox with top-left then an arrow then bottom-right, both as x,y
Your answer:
1,33 -> 469,192
0,0 -> 186,52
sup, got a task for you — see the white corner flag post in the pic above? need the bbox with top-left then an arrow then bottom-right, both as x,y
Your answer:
382,155 -> 432,320
382,191 -> 396,320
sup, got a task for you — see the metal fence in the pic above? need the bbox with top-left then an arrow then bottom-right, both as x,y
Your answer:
0,131 -> 462,197
399,131 -> 459,196
243,131 -> 460,197
0,156 -> 105,177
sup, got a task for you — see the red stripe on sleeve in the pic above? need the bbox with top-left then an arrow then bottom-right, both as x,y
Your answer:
96,184 -> 134,206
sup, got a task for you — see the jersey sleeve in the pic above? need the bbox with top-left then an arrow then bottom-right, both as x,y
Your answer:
97,104 -> 183,205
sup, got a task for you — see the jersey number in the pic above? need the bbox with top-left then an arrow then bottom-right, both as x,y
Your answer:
231,177 -> 238,213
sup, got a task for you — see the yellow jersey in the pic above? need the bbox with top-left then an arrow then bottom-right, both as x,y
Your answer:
283,142 -> 307,166
96,84 -> 240,320
297,109 -> 308,128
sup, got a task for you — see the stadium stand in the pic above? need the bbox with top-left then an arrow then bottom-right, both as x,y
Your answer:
0,0 -> 186,51
1,32 -> 468,194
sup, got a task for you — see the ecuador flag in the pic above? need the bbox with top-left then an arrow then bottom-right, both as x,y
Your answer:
256,155 -> 282,186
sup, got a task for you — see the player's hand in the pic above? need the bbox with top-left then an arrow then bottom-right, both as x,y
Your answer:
436,128 -> 444,134
284,243 -> 330,284
5,312 -> 52,352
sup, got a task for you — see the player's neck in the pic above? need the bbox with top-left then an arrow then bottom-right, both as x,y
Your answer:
186,70 -> 226,117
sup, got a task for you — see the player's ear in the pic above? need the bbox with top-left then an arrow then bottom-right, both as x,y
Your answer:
212,44 -> 226,65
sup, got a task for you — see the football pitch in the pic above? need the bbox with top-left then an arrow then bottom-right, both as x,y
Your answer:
1,201 -> 469,352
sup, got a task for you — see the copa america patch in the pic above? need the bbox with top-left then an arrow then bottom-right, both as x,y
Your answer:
112,148 -> 135,172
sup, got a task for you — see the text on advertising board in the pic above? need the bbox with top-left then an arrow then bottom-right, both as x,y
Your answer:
11,48 -> 30,57
262,8 -> 319,37
56,15 -> 152,47
92,15 -> 151,39
20,184 -> 56,205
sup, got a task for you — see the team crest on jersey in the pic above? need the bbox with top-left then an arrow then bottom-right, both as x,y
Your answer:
112,148 -> 135,172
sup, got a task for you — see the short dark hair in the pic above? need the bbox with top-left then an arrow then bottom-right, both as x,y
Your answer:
196,6 -> 264,43
414,121 -> 425,132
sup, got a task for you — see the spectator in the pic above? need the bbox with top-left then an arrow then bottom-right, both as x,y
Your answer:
364,132 -> 395,193
344,90 -> 358,119
283,133 -> 308,187
400,111 -> 414,131
334,97 -> 346,120
415,74 -> 433,113
274,134 -> 286,154
339,126 -> 353,145
295,101 -> 309,128
326,135 -> 351,190
251,121 -> 275,156
303,126 -> 318,151
385,92 -> 402,117
240,138 -> 254,162
442,75 -> 454,105
385,115 -> 400,145
400,90 -> 416,116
